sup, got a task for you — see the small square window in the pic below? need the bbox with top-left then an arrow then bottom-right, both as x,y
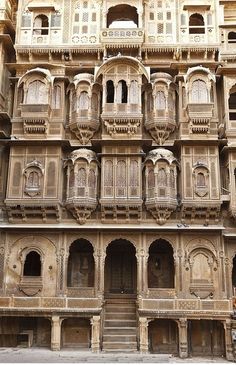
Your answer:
92,13 -> 96,22
75,13 -> 79,22
149,12 -> 154,21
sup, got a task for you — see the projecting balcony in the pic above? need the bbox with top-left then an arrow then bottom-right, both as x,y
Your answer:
66,190 -> 98,225
101,103 -> 142,138
69,110 -> 99,144
100,28 -> 144,48
186,103 -> 214,134
145,109 -> 176,144
21,104 -> 51,135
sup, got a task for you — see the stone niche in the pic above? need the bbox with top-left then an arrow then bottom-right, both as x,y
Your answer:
65,149 -> 99,224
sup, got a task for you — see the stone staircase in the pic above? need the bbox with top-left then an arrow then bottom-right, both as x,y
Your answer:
102,298 -> 138,352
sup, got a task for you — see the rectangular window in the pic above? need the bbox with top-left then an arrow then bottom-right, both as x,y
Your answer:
167,12 -> 171,20
166,23 -> 172,34
149,12 -> 154,20
82,25 -> 88,33
82,12 -> 88,22
74,13 -> 79,22
157,23 -> 164,34
51,14 -> 61,27
92,13 -> 96,21
73,25 -> 80,34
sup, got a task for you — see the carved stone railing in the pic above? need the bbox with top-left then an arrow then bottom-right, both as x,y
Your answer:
65,196 -> 98,225
102,103 -> 142,137
139,299 -> 232,313
101,28 -> 144,47
32,34 -> 49,45
186,103 -> 214,134
69,110 -> 99,144
147,288 -> 176,299
21,104 -> 51,135
66,287 -> 95,298
145,110 -> 176,144
0,296 -> 102,311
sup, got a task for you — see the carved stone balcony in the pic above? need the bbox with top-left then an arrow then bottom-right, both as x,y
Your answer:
145,198 -> 178,225
21,104 -> 51,135
145,110 -> 176,144
66,196 -> 97,225
101,28 -> 144,48
101,103 -> 142,138
69,110 -> 99,144
32,34 -> 49,45
186,103 -> 214,134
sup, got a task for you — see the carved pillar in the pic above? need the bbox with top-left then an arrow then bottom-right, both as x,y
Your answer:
224,319 -> 234,361
51,315 -> 62,351
136,249 -> 142,296
98,249 -> 106,299
91,315 -> 100,352
143,250 -> 149,296
178,318 -> 188,358
93,250 -> 99,297
139,317 -> 149,353
0,245 -> 4,292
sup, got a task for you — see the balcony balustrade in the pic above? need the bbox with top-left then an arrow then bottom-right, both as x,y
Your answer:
101,28 -> 144,47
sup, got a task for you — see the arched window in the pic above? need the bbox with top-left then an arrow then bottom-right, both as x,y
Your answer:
67,239 -> 95,287
130,80 -> 139,104
77,167 -> 86,196
117,160 -> 126,187
148,240 -> 174,288
228,32 -> 236,44
107,4 -> 138,28
156,91 -> 166,110
23,251 -> 41,276
26,80 -> 48,104
33,15 -> 49,35
148,168 -> 155,189
189,13 -> 205,34
157,168 -> 167,186
196,172 -> 206,187
104,160 -> 113,197
52,85 -> 61,109
88,169 -> 96,198
117,80 -> 128,104
78,91 -> 89,110
24,167 -> 42,197
191,80 -> 208,103
170,169 -> 175,189
106,80 -> 114,103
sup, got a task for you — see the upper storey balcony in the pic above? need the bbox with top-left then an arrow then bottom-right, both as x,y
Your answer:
96,56 -> 149,140
180,10 -> 217,45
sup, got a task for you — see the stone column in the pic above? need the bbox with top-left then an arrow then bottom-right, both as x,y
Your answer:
98,249 -> 106,299
178,318 -> 188,358
224,319 -> 234,361
91,315 -> 100,352
139,317 -> 149,353
143,250 -> 149,296
51,315 -> 62,351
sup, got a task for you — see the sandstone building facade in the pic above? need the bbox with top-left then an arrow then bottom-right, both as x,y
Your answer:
0,0 -> 236,359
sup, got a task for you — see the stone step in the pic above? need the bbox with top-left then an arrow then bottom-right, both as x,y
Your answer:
103,327 -> 137,335
104,319 -> 136,327
102,349 -> 138,353
103,334 -> 137,342
105,306 -> 136,313
105,312 -> 136,320
102,342 -> 137,350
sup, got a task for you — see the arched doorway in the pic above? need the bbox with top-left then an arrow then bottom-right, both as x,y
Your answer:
105,239 -> 137,297
148,239 -> 175,288
67,239 -> 94,288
